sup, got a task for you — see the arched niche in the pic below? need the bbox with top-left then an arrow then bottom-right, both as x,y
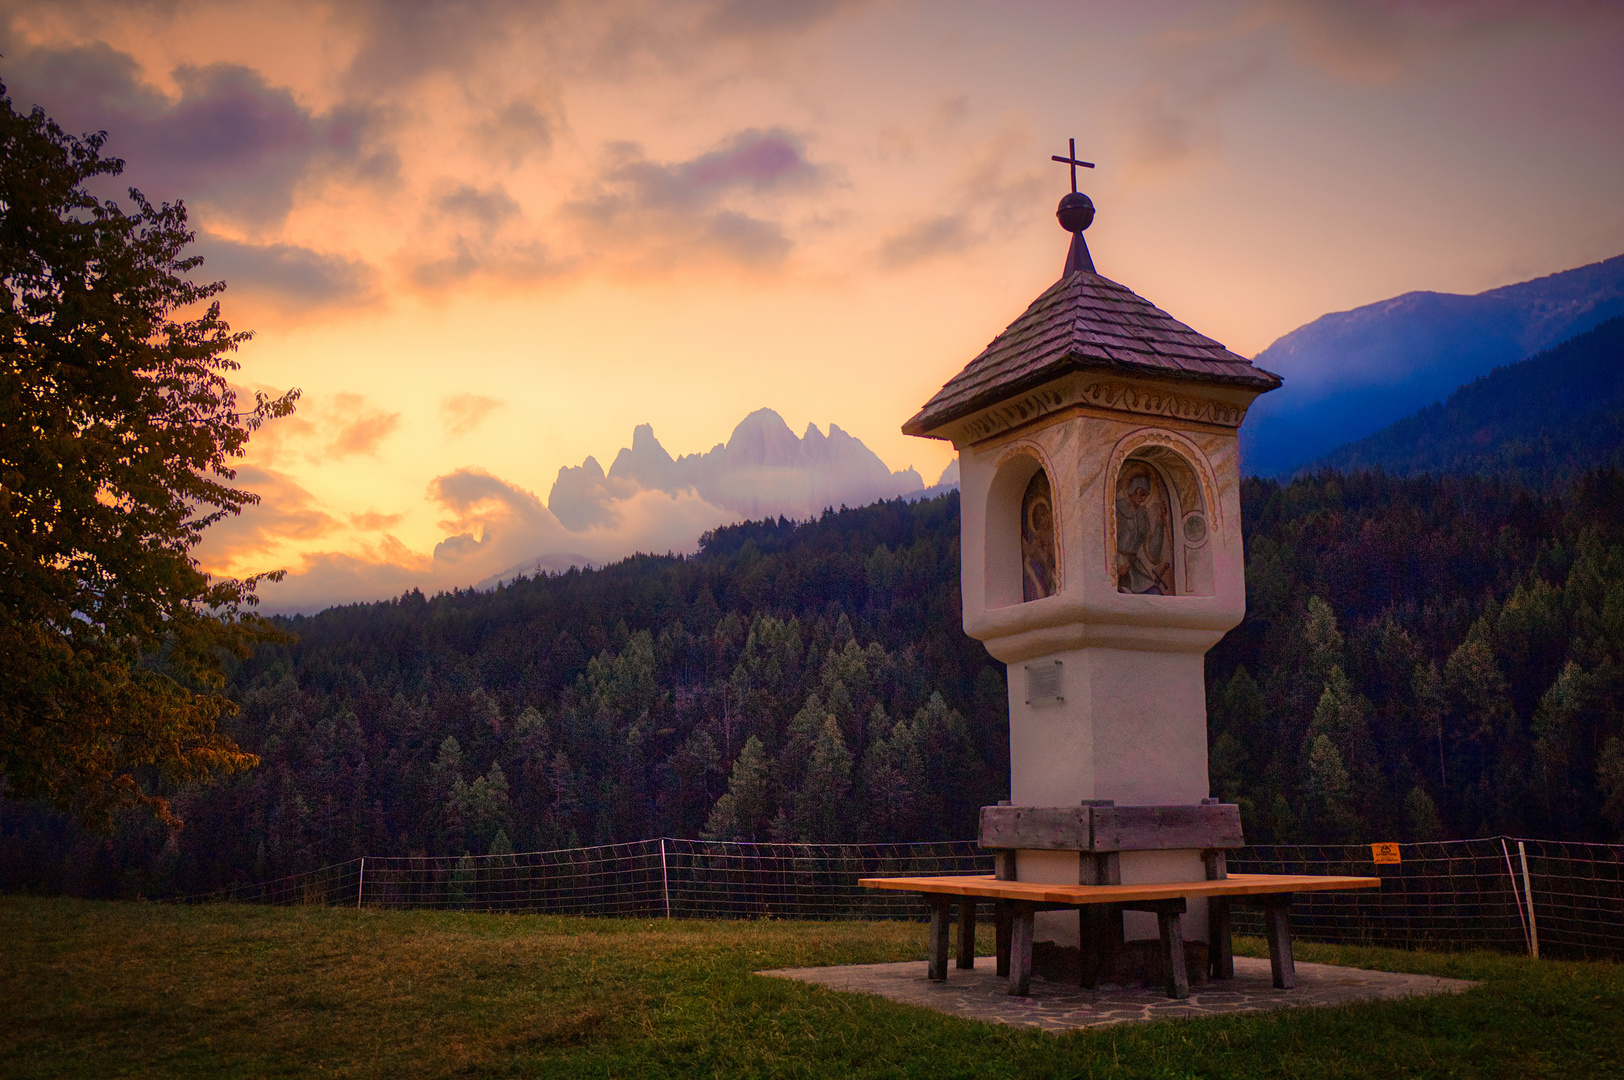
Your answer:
985,448 -> 1060,609
1106,434 -> 1216,597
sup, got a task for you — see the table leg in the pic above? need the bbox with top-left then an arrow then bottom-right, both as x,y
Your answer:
1008,903 -> 1034,996
956,899 -> 976,969
1263,895 -> 1296,990
995,899 -> 1011,977
1208,896 -> 1234,980
927,895 -> 950,981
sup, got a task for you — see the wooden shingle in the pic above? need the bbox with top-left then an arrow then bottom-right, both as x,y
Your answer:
903,270 -> 1281,437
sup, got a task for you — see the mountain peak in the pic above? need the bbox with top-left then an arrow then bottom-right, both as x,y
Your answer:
551,410 -> 939,531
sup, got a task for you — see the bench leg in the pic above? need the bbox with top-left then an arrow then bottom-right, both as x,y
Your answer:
956,899 -> 976,969
1208,896 -> 1234,980
995,899 -> 1011,977
1079,906 -> 1112,988
1157,908 -> 1190,1000
1008,903 -> 1034,996
927,896 -> 951,981
1263,896 -> 1296,990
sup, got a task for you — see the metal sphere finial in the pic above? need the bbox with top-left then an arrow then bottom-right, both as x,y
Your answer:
1057,192 -> 1095,233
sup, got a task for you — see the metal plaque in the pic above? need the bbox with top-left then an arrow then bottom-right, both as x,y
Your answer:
1025,660 -> 1063,705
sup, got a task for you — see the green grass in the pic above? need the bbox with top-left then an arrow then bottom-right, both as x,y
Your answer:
2,896 -> 1621,1078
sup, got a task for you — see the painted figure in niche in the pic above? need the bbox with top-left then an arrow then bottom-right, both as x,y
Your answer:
1021,470 -> 1058,602
1115,463 -> 1175,595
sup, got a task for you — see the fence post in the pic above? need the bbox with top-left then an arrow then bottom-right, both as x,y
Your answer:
1500,838 -> 1531,955
660,838 -> 672,919
356,857 -> 365,910
1518,841 -> 1539,959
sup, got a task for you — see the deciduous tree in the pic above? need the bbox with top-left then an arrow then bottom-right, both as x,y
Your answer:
0,81 -> 296,828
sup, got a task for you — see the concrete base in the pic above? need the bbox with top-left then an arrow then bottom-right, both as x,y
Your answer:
759,956 -> 1476,1033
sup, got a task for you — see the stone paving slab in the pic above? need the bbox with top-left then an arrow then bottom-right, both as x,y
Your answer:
759,956 -> 1476,1032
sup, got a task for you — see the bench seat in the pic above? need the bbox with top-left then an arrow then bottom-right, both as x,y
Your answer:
858,873 -> 1380,998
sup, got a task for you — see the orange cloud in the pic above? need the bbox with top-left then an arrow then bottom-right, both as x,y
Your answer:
562,128 -> 827,273
322,393 -> 402,459
192,465 -> 340,577
349,510 -> 405,531
441,393 -> 504,437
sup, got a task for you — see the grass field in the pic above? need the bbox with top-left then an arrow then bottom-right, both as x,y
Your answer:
2,896 -> 1621,1079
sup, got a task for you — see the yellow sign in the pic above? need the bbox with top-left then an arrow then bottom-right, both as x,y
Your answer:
1371,842 -> 1402,865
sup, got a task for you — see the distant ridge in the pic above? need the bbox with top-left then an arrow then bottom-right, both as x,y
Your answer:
1307,315 -> 1624,485
1243,253 -> 1624,477
547,409 -> 930,530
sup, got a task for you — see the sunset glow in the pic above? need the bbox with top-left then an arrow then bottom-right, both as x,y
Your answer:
5,0 -> 1620,610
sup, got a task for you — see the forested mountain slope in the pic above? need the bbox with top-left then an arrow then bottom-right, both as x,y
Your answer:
6,471 -> 1624,897
1244,254 -> 1624,476
1209,468 -> 1624,847
1308,316 -> 1624,485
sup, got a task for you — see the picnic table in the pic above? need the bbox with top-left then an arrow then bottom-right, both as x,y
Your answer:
858,872 -> 1381,998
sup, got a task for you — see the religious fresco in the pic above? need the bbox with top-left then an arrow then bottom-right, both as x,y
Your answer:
1021,470 -> 1058,602
1115,462 -> 1175,595
1181,510 -> 1208,547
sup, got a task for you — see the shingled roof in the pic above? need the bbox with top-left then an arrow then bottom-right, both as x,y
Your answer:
903,269 -> 1281,437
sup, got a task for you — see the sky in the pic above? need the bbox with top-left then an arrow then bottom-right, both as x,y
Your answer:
5,0 -> 1623,611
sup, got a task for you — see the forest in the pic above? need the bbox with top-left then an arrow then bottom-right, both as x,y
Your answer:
5,464 -> 1624,897
1315,315 -> 1624,486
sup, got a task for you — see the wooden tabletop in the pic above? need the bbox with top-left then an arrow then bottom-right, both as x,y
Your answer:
856,873 -> 1381,905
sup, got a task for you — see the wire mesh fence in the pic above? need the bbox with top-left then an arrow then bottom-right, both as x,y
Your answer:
1228,838 -> 1529,955
662,839 -> 992,919
1222,837 -> 1624,961
181,835 -> 1624,960
180,839 -> 994,921
1518,838 -> 1624,959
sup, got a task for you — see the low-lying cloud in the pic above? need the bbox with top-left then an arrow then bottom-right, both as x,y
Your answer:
191,465 -> 341,574
246,407 -> 955,613
254,470 -> 733,613
560,408 -> 929,526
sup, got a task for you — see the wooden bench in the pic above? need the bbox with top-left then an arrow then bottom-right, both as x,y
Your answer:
858,873 -> 1381,998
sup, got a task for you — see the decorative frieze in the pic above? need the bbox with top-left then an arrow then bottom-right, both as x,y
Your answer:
959,387 -> 1070,443
1079,382 -> 1246,428
956,379 -> 1245,445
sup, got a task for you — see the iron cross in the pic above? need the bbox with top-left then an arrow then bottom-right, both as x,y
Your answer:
1051,138 -> 1095,193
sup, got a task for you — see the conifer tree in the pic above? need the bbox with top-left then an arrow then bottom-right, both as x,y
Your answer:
791,716 -> 852,841
703,734 -> 775,841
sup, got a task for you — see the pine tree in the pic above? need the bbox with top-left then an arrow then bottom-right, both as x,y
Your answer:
702,735 -> 775,841
1404,786 -> 1444,842
1306,734 -> 1356,841
791,716 -> 852,841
